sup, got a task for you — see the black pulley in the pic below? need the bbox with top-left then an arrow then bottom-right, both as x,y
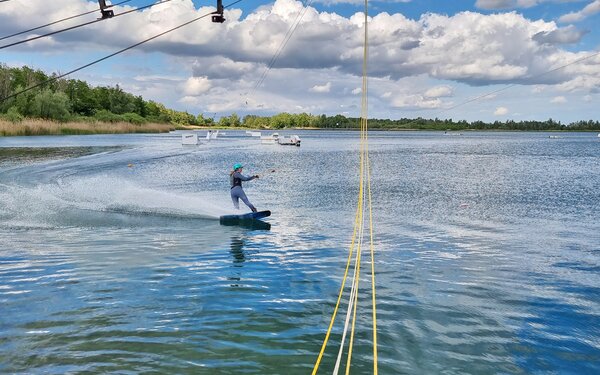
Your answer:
98,0 -> 114,19
212,0 -> 225,23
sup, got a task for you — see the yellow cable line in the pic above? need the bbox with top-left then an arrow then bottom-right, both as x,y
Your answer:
312,202 -> 362,374
345,117 -> 366,373
361,0 -> 377,365
357,0 -> 378,370
313,0 -> 377,371
333,235 -> 361,374
367,124 -> 378,375
345,238 -> 362,374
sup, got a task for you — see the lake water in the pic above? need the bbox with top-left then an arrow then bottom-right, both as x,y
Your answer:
1,131 -> 599,374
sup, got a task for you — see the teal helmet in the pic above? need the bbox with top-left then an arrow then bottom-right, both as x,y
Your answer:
233,163 -> 243,170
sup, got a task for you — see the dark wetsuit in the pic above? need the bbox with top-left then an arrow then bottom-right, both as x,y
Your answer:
230,172 -> 257,211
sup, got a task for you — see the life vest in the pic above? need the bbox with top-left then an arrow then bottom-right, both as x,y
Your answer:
231,173 -> 242,189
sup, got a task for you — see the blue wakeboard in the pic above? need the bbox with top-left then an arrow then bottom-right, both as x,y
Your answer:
220,210 -> 271,226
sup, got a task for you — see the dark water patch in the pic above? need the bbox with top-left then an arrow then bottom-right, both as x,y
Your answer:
0,146 -> 122,167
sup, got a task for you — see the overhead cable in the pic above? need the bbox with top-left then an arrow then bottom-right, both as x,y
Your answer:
243,0 -> 314,104
0,0 -> 173,50
439,50 -> 600,114
253,0 -> 314,90
0,0 -> 134,42
0,0 -> 243,102
390,49 -> 600,129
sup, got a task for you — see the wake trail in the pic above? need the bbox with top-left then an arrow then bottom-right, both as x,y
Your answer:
0,176 -> 238,228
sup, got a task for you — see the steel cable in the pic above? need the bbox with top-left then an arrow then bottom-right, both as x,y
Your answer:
0,0 -> 243,102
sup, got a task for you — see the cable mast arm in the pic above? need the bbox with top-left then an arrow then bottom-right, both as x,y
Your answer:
96,0 -> 225,22
98,0 -> 114,19
212,0 -> 225,23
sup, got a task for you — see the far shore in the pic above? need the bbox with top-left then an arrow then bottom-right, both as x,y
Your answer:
171,125 -> 600,132
1,119 -> 599,137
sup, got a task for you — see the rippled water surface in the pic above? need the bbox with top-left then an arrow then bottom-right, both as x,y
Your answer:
1,131 -> 599,374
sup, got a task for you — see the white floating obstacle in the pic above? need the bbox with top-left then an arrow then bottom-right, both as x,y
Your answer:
261,132 -> 279,144
182,133 -> 198,145
206,130 -> 219,141
278,134 -> 301,147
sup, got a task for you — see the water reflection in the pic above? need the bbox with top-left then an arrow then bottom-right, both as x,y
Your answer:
219,218 -> 271,230
230,235 -> 246,266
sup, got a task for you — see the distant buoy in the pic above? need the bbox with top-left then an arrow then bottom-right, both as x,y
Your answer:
127,164 -> 134,168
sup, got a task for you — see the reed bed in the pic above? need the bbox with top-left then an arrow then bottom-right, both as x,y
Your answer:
0,119 -> 175,136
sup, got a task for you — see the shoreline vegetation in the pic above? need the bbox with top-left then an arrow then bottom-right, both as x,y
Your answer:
2,117 -> 599,137
1,65 -> 599,136
0,119 -> 175,136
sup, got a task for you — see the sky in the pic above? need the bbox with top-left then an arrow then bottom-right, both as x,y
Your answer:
0,0 -> 599,122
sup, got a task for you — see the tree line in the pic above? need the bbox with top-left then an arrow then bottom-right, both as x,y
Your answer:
220,114 -> 599,131
2,65 -> 598,131
0,65 -> 206,126
310,115 -> 600,131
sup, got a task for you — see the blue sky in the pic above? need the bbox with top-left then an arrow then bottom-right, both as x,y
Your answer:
1,0 -> 599,122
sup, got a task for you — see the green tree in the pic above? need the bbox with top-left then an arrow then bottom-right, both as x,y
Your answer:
31,89 -> 71,121
94,109 -> 123,122
218,116 -> 232,127
229,113 -> 241,127
0,107 -> 23,123
270,113 -> 293,129
121,112 -> 147,124
12,85 -> 37,117
67,80 -> 98,116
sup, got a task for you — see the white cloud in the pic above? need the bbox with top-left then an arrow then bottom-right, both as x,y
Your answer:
559,0 -> 600,23
532,85 -> 545,93
351,87 -> 362,94
182,76 -> 212,96
180,96 -> 200,105
192,57 -> 256,80
532,25 -> 587,45
1,0 -> 598,121
494,106 -> 509,115
310,82 -> 332,93
2,0 -> 598,91
517,0 -> 541,7
317,0 -> 411,4
390,94 -> 442,109
475,0 -> 580,10
475,0 -> 540,9
475,0 -> 518,10
554,56 -> 600,92
424,85 -> 453,98
583,94 -> 592,102
133,74 -> 182,83
551,95 -> 567,103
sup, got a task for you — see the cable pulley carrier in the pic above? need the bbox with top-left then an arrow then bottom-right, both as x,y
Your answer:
96,0 -> 225,22
211,0 -> 225,23
98,0 -> 114,19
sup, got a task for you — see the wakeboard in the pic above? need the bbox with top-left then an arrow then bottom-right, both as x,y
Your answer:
219,210 -> 271,226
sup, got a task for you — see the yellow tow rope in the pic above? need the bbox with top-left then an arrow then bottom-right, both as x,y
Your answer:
312,0 -> 377,372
